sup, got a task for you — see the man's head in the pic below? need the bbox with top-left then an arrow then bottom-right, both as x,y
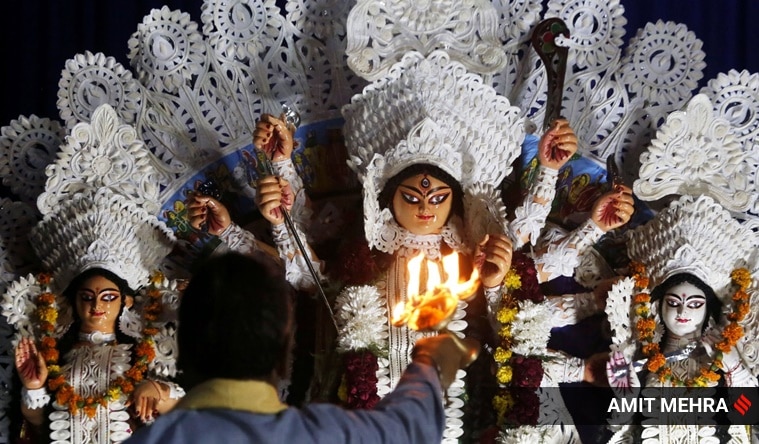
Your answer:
178,252 -> 294,383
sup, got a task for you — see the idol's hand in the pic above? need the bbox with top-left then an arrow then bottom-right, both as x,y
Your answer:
187,193 -> 232,236
253,114 -> 294,162
131,380 -> 168,423
475,234 -> 513,289
605,350 -> 640,397
591,184 -> 635,232
15,337 -> 48,390
538,118 -> 578,170
255,176 -> 294,225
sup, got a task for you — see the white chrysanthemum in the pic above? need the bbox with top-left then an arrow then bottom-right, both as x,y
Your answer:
334,285 -> 388,353
511,300 -> 551,356
499,425 -> 552,443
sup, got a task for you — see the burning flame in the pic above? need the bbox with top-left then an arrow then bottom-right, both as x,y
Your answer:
391,252 -> 480,331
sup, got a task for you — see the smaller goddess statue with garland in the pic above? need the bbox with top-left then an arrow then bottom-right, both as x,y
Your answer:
2,104 -> 185,443
603,94 -> 759,444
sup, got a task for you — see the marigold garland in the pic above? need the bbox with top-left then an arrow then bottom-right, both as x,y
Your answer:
491,251 -> 544,426
630,262 -> 750,387
34,272 -> 163,417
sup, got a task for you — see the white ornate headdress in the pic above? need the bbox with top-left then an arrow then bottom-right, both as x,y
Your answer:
30,188 -> 175,293
629,93 -> 758,301
342,50 -> 525,249
606,93 -> 759,376
1,104 -> 179,375
626,194 -> 755,302
24,104 -> 175,293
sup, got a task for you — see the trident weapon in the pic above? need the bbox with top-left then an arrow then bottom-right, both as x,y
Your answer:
257,104 -> 339,333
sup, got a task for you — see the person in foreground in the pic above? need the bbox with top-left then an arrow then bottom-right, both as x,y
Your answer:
126,251 -> 479,444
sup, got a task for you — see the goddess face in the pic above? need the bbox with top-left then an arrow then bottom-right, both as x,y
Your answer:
392,173 -> 453,235
75,274 -> 123,334
661,281 -> 707,337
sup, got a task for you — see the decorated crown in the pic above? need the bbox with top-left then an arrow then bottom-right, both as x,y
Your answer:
28,104 -> 175,293
342,50 -> 525,248
629,93 -> 758,299
626,194 -> 755,301
30,188 -> 175,293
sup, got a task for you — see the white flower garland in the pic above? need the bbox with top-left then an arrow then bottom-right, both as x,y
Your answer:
334,285 -> 388,353
510,300 -> 552,357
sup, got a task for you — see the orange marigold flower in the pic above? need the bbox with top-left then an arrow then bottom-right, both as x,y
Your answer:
737,302 -> 750,317
37,292 -> 56,305
41,348 -> 59,364
721,323 -> 743,346
646,353 -> 666,372
633,293 -> 651,304
40,336 -> 56,349
733,289 -> 748,302
40,322 -> 55,333
657,367 -> 672,382
135,341 -> 156,361
37,273 -> 53,285
48,375 -> 66,391
635,277 -> 650,289
636,318 -> 656,333
120,380 -> 134,394
629,262 -> 645,275
700,369 -> 720,382
147,288 -> 161,299
125,367 -> 145,383
730,268 -> 751,290
142,327 -> 159,336
56,385 -> 74,405
83,404 -> 98,417
642,343 -> 660,356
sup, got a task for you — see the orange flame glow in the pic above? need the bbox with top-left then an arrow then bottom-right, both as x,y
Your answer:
391,252 -> 480,331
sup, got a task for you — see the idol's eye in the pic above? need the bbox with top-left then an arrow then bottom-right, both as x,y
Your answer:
428,192 -> 450,206
400,191 -> 421,204
78,292 -> 95,302
686,300 -> 705,310
101,292 -> 121,302
665,298 -> 681,308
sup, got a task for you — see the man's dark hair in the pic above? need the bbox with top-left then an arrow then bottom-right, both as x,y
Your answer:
650,272 -> 721,334
178,252 -> 293,382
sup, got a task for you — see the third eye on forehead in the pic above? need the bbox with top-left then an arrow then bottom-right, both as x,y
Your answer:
399,184 -> 451,199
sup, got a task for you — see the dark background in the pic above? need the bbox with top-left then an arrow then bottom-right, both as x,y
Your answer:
0,0 -> 756,199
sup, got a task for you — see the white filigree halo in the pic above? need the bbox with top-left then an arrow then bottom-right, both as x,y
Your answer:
625,194 -> 756,304
634,94 -> 755,214
346,0 -> 508,81
342,50 -> 524,249
37,104 -> 162,216
30,104 -> 176,293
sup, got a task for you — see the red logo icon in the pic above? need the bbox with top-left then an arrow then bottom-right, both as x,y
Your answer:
734,394 -> 752,416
